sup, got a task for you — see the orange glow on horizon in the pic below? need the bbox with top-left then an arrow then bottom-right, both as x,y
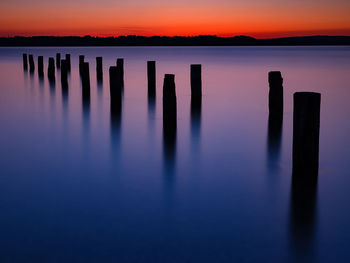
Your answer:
0,0 -> 350,38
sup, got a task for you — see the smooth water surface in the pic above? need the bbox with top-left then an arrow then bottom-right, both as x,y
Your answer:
0,46 -> 350,262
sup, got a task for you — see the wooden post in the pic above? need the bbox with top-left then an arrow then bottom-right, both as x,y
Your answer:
79,55 -> 85,75
81,62 -> 90,100
96,57 -> 103,81
268,71 -> 283,118
65,54 -> 71,71
116,58 -> 124,87
29,54 -> 35,72
56,53 -> 61,68
190,65 -> 202,135
23,54 -> 28,70
38,56 -> 44,77
109,66 -> 122,104
147,61 -> 156,97
163,74 -> 177,124
48,57 -> 55,81
163,74 -> 177,162
191,64 -> 202,98
292,92 -> 321,179
61,59 -> 68,89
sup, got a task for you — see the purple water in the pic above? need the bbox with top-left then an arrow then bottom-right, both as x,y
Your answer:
0,46 -> 350,262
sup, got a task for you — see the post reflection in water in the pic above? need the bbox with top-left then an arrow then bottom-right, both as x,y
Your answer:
28,68 -> 35,97
49,77 -> 55,95
23,67 -> 28,87
163,119 -> 176,188
289,176 -> 318,263
61,80 -> 69,125
148,94 -> 156,125
82,95 -> 90,133
110,101 -> 122,159
266,114 -> 283,173
97,78 -> 103,100
48,79 -> 56,123
38,74 -> 44,86
190,96 -> 202,153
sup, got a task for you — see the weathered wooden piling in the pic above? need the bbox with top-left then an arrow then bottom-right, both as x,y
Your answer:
268,71 -> 284,118
65,54 -> 71,71
96,57 -> 103,81
81,62 -> 90,100
190,65 -> 202,131
48,57 -> 55,81
60,59 -> 68,89
23,54 -> 28,69
79,55 -> 85,75
147,61 -> 156,97
38,56 -> 44,77
56,53 -> 61,68
292,92 -> 321,179
191,64 -> 202,98
190,64 -> 202,142
109,66 -> 122,105
163,74 -> 177,163
163,74 -> 177,124
29,54 -> 35,72
116,58 -> 124,86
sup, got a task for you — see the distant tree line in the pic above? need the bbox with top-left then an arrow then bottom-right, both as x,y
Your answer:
1,35 -> 349,46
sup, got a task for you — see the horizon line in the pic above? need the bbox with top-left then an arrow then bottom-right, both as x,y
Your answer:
2,34 -> 350,39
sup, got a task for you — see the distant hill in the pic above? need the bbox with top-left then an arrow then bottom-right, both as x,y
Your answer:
0,35 -> 350,46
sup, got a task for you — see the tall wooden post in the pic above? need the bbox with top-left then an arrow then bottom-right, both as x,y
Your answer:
191,64 -> 202,98
65,54 -> 71,71
268,71 -> 283,118
116,58 -> 124,87
61,59 -> 68,89
96,57 -> 103,81
29,54 -> 35,72
292,92 -> 321,179
163,74 -> 177,163
79,55 -> 85,75
38,56 -> 44,77
23,54 -> 28,70
81,62 -> 90,100
109,66 -> 122,104
56,53 -> 61,68
163,74 -> 177,124
48,57 -> 55,81
147,61 -> 156,97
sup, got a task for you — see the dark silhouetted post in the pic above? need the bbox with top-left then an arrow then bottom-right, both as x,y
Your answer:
163,74 -> 177,125
61,59 -> 68,89
96,57 -> 103,81
23,54 -> 28,70
79,55 -> 85,75
147,61 -> 156,97
109,66 -> 122,105
190,65 -> 202,142
56,53 -> 61,68
292,92 -> 321,179
48,57 -> 55,81
81,62 -> 90,100
29,54 -> 35,72
65,54 -> 71,71
268,71 -> 283,118
191,64 -> 202,98
163,74 -> 177,169
116,58 -> 124,87
38,56 -> 44,77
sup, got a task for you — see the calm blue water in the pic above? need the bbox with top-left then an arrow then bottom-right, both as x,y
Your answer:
0,46 -> 350,262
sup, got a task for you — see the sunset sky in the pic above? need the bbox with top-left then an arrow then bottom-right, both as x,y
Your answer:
1,0 -> 350,38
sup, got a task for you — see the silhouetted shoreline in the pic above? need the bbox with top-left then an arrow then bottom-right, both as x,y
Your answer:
1,35 -> 350,46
